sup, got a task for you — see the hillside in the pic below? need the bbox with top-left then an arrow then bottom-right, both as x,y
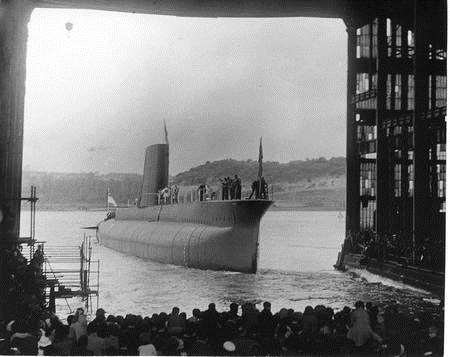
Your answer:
22,157 -> 346,210
172,157 -> 345,186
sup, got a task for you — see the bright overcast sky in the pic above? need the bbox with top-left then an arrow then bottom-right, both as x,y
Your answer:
24,8 -> 346,175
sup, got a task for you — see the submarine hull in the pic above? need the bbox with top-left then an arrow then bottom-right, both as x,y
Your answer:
97,200 -> 272,273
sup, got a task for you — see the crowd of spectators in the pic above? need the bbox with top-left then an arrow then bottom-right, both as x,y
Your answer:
0,243 -> 46,322
0,299 -> 443,356
344,230 -> 445,272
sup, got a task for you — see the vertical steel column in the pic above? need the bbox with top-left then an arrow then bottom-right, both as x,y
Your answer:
0,1 -> 33,242
345,22 -> 359,236
0,0 -> 33,322
413,0 -> 430,264
375,16 -> 388,234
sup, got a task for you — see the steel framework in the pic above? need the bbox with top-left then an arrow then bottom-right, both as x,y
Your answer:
344,1 -> 446,271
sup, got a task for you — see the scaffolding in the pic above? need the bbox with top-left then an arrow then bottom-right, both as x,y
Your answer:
42,234 -> 100,315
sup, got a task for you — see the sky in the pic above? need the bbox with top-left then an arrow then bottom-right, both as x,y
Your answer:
24,8 -> 347,175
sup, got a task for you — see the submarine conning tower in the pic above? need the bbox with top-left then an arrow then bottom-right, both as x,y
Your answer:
140,143 -> 169,206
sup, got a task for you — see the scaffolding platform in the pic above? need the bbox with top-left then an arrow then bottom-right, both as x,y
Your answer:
41,234 -> 100,315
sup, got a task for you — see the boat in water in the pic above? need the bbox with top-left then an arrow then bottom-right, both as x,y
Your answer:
97,137 -> 273,273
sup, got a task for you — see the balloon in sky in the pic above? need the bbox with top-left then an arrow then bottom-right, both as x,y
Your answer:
65,22 -> 73,32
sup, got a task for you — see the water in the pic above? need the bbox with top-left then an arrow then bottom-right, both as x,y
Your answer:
21,210 -> 438,317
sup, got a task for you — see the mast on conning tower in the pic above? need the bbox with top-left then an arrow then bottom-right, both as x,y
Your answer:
163,120 -> 169,145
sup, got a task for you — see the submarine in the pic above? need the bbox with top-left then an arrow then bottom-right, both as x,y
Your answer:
97,138 -> 273,273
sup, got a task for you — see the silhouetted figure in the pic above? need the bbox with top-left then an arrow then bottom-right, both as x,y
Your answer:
198,184 -> 206,201
260,177 -> 268,199
220,177 -> 232,200
233,175 -> 242,200
249,180 -> 258,199
172,185 -> 179,203
220,178 -> 227,200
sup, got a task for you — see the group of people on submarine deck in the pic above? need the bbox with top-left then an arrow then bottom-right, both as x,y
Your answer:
156,176 -> 269,204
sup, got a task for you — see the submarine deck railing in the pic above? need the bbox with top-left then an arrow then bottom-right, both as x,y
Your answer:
140,184 -> 274,206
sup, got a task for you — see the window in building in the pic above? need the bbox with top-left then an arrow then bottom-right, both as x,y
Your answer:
393,125 -> 402,136
372,19 -> 378,58
395,25 -> 402,58
436,48 -> 447,61
394,149 -> 402,159
408,150 -> 414,161
437,164 -> 446,198
407,74 -> 414,110
394,74 -> 402,110
360,162 -> 376,196
357,73 -> 370,94
428,44 -> 434,60
360,125 -> 376,141
386,74 -> 392,109
394,164 -> 402,197
356,24 -> 370,59
436,75 -> 447,108
407,30 -> 414,58
363,153 -> 377,160
408,164 -> 414,196
360,199 -> 376,230
371,73 -> 378,89
360,160 -> 376,230
386,18 -> 392,57
437,143 -> 446,160
428,75 -> 433,110
356,97 -> 376,110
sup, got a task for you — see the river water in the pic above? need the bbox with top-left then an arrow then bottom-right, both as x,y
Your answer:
21,210 -> 438,318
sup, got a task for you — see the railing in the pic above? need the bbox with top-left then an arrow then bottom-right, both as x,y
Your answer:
42,234 -> 99,315
150,183 -> 274,205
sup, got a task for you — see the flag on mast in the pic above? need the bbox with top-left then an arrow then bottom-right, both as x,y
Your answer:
258,137 -> 263,179
163,120 -> 169,145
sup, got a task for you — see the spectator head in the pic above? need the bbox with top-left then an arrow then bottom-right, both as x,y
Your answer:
366,302 -> 372,310
172,307 -> 180,315
208,303 -> 216,311
192,309 -> 201,318
355,301 -> 365,309
96,308 -> 106,321
223,341 -> 236,353
67,315 -> 74,326
263,301 -> 271,311
343,306 -> 351,314
230,303 -> 238,313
